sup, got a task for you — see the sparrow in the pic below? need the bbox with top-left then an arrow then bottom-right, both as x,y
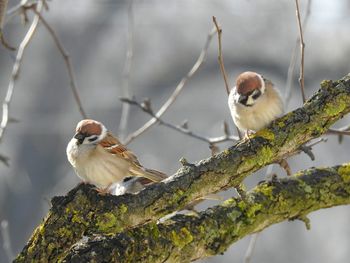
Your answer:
228,71 -> 284,134
66,119 -> 167,193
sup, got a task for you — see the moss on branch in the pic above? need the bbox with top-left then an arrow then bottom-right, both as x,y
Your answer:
61,163 -> 350,262
15,74 -> 350,262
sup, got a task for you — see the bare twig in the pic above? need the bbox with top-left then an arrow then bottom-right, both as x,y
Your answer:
284,44 -> 298,106
244,233 -> 258,263
123,26 -> 217,145
0,153 -> 9,166
1,220 -> 14,263
31,8 -> 87,119
327,129 -> 350,136
0,0 -> 16,50
243,164 -> 274,263
121,97 -> 238,145
0,0 -> 44,145
212,16 -> 242,140
0,0 -> 8,26
212,16 -> 230,95
295,0 -> 307,103
5,0 -> 30,18
284,0 -> 312,106
118,0 -> 134,140
0,31 -> 15,50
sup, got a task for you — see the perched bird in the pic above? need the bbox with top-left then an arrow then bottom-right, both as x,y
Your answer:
228,71 -> 284,135
66,119 -> 167,193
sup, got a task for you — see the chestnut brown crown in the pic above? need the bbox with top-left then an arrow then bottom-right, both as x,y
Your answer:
75,119 -> 102,136
235,71 -> 262,95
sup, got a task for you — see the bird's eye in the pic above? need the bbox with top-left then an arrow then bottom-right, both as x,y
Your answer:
252,90 -> 261,100
238,95 -> 248,105
88,136 -> 98,142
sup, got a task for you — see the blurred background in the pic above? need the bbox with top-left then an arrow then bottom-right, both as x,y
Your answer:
0,0 -> 349,262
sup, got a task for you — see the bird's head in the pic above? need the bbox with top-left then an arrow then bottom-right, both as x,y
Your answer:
234,71 -> 266,107
73,119 -> 107,145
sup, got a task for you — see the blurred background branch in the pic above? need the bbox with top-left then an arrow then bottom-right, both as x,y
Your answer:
295,0 -> 307,103
0,0 -> 44,158
118,0 -> 134,140
31,7 -> 87,119
123,26 -> 217,145
121,96 -> 238,154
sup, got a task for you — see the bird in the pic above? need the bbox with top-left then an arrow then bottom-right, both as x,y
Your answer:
66,119 -> 167,193
228,71 -> 284,135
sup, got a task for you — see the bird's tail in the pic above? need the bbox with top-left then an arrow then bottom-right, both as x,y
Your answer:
143,168 -> 168,182
130,166 -> 168,182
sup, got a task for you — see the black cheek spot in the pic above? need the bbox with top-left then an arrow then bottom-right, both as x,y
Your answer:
238,95 -> 248,105
252,90 -> 262,100
88,136 -> 98,142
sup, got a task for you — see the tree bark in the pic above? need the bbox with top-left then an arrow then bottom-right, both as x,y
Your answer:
61,164 -> 350,262
14,74 -> 350,262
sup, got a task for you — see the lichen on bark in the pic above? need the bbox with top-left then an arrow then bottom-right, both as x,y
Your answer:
61,164 -> 350,262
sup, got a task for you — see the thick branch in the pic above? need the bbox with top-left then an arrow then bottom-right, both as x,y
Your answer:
15,74 -> 350,262
61,163 -> 350,262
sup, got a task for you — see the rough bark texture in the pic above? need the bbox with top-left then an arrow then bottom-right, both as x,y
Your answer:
61,164 -> 350,263
14,74 -> 350,262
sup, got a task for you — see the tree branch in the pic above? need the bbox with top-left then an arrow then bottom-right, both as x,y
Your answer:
14,74 -> 350,262
123,27 -> 216,145
31,8 -> 88,119
295,0 -> 307,103
0,0 -> 44,147
61,163 -> 350,262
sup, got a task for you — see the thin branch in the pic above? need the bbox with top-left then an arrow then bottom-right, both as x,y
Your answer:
0,0 -> 8,27
212,16 -> 230,95
120,97 -> 238,144
0,0 -> 44,145
327,129 -> 350,136
243,163 -> 273,263
0,153 -> 9,166
123,26 -> 217,145
284,43 -> 298,106
5,0 -> 30,17
244,233 -> 258,263
0,0 -> 15,50
295,0 -> 307,103
284,0 -> 312,106
1,220 -> 14,262
31,8 -> 87,119
212,16 -> 242,139
118,0 -> 134,140
0,31 -> 16,50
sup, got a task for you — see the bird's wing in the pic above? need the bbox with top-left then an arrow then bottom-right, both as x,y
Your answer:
100,132 -> 142,165
101,132 -> 167,182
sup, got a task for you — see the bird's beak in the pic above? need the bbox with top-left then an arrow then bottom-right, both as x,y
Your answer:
74,133 -> 85,145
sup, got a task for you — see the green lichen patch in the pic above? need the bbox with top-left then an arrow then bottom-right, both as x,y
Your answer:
227,209 -> 242,222
119,204 -> 128,214
297,180 -> 313,194
256,183 -> 274,199
320,79 -> 333,89
325,96 -> 347,116
256,129 -> 275,141
338,164 -> 350,183
171,227 -> 193,249
96,212 -> 120,233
